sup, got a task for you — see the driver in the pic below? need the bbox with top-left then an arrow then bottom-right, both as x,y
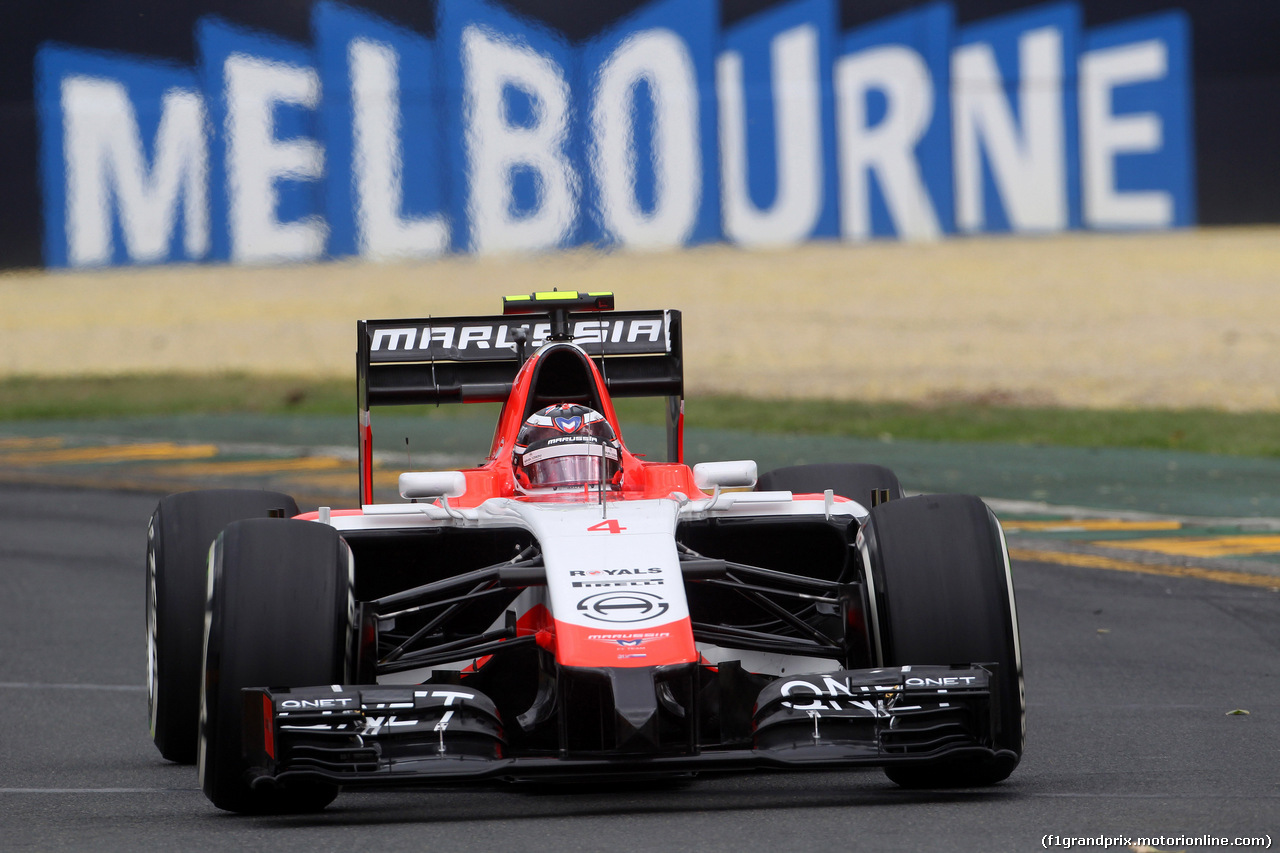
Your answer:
512,404 -> 623,492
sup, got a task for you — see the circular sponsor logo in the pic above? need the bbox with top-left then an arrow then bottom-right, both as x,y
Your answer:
576,591 -> 669,623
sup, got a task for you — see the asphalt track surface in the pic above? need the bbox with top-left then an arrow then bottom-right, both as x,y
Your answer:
2,483 -> 1277,851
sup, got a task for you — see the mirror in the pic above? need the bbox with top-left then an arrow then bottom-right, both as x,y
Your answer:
692,460 -> 758,491
399,471 -> 467,500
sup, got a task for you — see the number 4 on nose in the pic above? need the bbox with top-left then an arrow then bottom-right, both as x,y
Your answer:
587,519 -> 625,534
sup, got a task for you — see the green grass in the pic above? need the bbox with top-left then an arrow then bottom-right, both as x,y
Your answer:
675,397 -> 1280,458
0,374 -> 356,419
3,373 -> 1278,458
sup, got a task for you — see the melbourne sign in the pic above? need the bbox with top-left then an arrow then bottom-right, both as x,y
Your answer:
35,0 -> 1194,268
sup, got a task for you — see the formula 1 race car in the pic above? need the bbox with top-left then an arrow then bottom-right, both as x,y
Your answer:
146,292 -> 1024,813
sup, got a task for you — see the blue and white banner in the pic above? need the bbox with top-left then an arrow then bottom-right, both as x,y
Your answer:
35,0 -> 1195,268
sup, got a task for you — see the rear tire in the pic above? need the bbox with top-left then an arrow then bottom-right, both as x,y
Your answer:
859,494 -> 1024,787
198,518 -> 353,813
757,463 -> 904,506
147,490 -> 298,763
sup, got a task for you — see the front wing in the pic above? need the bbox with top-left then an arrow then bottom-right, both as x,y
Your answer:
241,665 -> 1011,788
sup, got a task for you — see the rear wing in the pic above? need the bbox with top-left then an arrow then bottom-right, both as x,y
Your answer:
356,305 -> 684,503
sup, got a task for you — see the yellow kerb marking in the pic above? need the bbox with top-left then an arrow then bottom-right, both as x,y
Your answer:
156,457 -> 351,477
1103,535 -> 1280,558
1003,519 -> 1182,532
0,437 -> 64,450
0,442 -> 218,465
1009,548 -> 1280,589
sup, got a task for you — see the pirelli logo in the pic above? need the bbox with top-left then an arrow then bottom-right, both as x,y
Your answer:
366,312 -> 670,362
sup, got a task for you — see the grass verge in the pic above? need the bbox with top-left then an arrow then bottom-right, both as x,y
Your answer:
3,373 -> 1278,458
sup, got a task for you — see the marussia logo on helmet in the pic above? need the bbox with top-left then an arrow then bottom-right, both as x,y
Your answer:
545,435 -> 600,446
554,415 -> 583,433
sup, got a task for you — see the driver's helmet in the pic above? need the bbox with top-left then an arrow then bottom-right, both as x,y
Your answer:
513,404 -> 622,491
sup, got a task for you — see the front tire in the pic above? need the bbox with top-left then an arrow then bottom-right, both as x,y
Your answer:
860,494 -> 1024,787
147,490 -> 299,763
199,518 -> 353,813
757,463 -> 904,506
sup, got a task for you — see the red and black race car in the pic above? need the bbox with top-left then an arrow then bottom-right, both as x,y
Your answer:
146,292 -> 1023,813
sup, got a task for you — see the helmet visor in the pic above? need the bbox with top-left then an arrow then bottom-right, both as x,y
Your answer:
520,440 -> 621,489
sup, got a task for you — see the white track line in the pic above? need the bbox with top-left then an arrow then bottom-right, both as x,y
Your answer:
0,682 -> 145,691
0,788 -> 197,794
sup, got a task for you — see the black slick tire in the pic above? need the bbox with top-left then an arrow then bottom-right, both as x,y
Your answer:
757,463 -> 904,506
198,518 -> 353,814
859,494 -> 1024,787
147,489 -> 299,764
